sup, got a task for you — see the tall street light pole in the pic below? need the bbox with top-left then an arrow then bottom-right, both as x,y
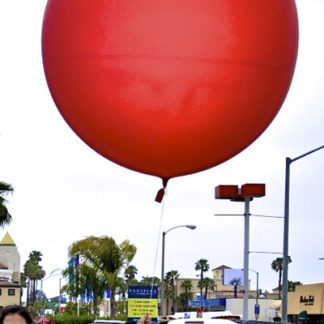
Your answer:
161,224 -> 196,317
282,145 -> 324,324
215,183 -> 265,323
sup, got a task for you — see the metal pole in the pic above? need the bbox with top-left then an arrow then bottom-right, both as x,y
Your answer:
59,277 -> 62,311
161,231 -> 166,317
160,225 -> 196,317
282,157 -> 291,323
243,196 -> 250,323
282,145 -> 324,323
256,272 -> 259,306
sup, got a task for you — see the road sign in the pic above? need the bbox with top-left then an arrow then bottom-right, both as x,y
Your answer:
254,304 -> 260,315
127,286 -> 158,324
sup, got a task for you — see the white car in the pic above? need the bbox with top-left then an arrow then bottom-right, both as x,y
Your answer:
167,319 -> 237,324
166,311 -> 240,324
89,320 -> 126,324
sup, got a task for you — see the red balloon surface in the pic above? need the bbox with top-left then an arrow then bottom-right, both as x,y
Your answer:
42,0 -> 298,179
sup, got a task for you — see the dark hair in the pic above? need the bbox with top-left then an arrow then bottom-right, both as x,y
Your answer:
0,305 -> 33,324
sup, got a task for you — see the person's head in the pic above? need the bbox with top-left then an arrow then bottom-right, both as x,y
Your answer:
0,305 -> 33,324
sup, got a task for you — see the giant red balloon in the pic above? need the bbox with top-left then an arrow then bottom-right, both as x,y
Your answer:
42,0 -> 298,179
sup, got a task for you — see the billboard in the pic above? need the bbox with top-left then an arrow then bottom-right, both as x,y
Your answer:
223,269 -> 244,286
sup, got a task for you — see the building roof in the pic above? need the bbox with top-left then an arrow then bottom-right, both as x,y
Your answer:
212,265 -> 232,271
0,281 -> 20,287
0,232 -> 15,246
0,262 -> 8,270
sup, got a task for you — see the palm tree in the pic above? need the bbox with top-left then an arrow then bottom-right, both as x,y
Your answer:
23,251 -> 46,305
140,276 -> 160,286
198,277 -> 215,300
124,265 -> 138,285
0,182 -> 13,226
271,257 -> 283,299
180,279 -> 193,310
230,277 -> 242,298
195,259 -> 209,296
67,235 -> 136,319
165,270 -> 179,314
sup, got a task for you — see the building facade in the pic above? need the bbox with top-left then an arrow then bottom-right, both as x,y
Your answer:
288,283 -> 324,323
0,232 -> 21,308
164,265 -> 252,315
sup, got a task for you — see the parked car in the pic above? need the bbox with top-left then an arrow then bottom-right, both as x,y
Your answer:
89,320 -> 126,324
167,319 -> 236,324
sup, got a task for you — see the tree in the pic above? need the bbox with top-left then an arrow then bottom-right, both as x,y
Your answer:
288,280 -> 302,291
195,259 -> 209,296
65,236 -> 136,319
198,277 -> 215,300
230,277 -> 242,298
0,182 -> 13,226
124,265 -> 138,285
180,279 -> 193,311
271,257 -> 283,299
23,251 -> 46,305
165,270 -> 179,314
140,276 -> 160,286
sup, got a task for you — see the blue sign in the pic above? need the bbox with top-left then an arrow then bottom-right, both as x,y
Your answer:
189,298 -> 226,307
254,304 -> 260,315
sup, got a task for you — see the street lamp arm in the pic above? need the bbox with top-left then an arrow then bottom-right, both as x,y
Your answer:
290,145 -> 324,163
164,224 -> 196,235
43,272 -> 62,281
50,268 -> 63,276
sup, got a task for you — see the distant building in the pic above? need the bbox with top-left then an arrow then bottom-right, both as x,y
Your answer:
169,265 -> 252,315
0,232 -> 21,308
288,282 -> 324,323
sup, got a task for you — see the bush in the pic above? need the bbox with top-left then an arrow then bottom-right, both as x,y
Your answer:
48,314 -> 93,324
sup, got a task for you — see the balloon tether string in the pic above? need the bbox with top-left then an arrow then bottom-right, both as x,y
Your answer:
148,184 -> 168,314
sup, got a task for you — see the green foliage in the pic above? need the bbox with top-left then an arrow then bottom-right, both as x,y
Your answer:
288,280 -> 302,291
0,181 -> 14,226
65,235 -> 136,319
140,276 -> 160,286
198,277 -> 215,299
24,250 -> 46,305
63,302 -> 91,315
271,257 -> 283,299
28,300 -> 47,314
195,259 -> 209,296
48,314 -> 93,324
124,265 -> 138,285
115,314 -> 127,321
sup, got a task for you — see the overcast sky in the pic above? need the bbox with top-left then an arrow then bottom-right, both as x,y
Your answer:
0,1 -> 323,300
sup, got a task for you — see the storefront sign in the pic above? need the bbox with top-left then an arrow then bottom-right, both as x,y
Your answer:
300,295 -> 315,305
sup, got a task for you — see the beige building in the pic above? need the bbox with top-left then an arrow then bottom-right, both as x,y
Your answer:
166,265 -> 253,314
211,265 -> 247,298
0,281 -> 21,308
288,282 -> 324,322
0,232 -> 21,308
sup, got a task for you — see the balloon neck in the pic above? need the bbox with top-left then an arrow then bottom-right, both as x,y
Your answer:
155,178 -> 169,203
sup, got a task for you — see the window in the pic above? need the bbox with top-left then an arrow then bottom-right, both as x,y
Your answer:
8,289 -> 15,296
